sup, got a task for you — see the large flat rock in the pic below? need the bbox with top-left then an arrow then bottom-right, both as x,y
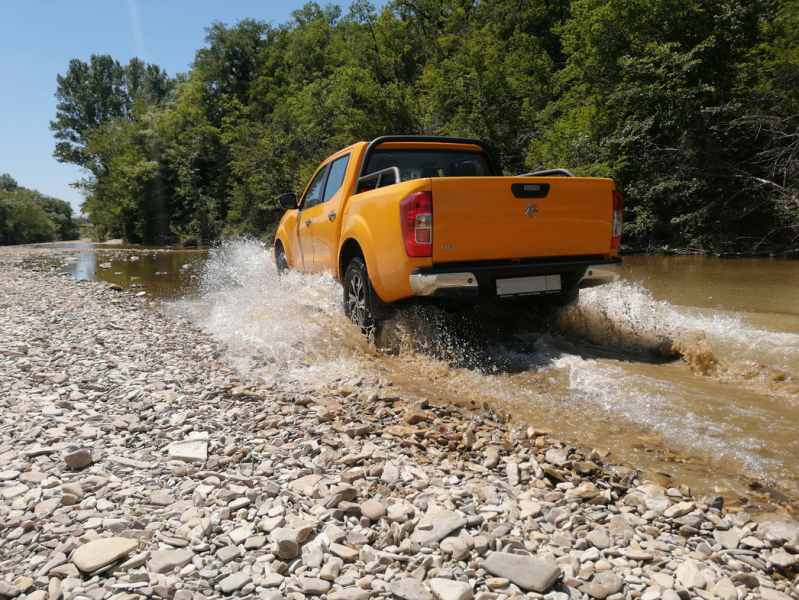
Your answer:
147,549 -> 196,574
483,552 -> 561,593
72,537 -> 138,572
168,435 -> 208,464
410,510 -> 466,547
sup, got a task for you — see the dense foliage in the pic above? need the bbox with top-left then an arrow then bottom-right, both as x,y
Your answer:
0,174 -> 80,245
52,0 -> 799,250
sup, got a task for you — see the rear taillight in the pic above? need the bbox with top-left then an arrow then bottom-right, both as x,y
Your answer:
400,191 -> 433,257
611,190 -> 623,249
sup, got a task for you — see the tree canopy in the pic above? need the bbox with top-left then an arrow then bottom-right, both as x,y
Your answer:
52,0 -> 799,251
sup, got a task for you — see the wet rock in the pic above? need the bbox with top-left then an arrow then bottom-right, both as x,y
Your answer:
483,552 -> 561,592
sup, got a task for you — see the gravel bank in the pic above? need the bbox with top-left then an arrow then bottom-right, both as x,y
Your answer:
1,252 -> 798,600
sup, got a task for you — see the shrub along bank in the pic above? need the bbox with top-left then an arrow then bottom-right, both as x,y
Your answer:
0,174 -> 80,246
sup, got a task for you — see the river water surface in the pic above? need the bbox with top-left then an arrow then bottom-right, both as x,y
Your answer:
39,241 -> 799,507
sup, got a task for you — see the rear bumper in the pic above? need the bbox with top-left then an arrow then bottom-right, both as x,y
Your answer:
409,256 -> 622,298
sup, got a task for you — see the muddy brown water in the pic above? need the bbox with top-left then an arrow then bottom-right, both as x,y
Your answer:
28,243 -> 207,300
33,242 -> 799,509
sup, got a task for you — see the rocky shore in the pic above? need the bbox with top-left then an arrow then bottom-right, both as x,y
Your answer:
1,252 -> 798,600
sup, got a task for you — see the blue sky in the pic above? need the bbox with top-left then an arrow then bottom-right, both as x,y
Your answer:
0,0 -> 373,215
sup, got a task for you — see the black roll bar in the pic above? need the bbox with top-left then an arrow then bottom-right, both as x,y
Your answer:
518,168 -> 576,177
358,135 -> 503,179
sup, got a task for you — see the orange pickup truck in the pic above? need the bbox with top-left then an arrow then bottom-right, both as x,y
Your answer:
274,136 -> 623,330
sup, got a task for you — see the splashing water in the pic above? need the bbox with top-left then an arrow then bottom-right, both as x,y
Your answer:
172,240 -> 799,497
173,239 -> 376,381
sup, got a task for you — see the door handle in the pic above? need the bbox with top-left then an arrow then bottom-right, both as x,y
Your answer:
305,219 -> 312,227
327,212 -> 337,222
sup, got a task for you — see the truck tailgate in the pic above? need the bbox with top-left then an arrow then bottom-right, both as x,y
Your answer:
430,177 -> 615,263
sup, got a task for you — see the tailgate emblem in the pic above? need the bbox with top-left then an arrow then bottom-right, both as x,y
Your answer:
524,203 -> 539,218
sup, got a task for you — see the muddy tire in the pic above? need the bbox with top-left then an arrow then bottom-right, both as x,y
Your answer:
274,243 -> 288,275
343,257 -> 390,334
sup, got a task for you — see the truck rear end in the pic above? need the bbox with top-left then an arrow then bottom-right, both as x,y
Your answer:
404,176 -> 622,300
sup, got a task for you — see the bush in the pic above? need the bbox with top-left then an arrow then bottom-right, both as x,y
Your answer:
0,189 -> 58,245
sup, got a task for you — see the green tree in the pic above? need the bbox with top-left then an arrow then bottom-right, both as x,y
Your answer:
532,0 -> 798,250
51,55 -> 175,242
0,188 -> 57,245
0,173 -> 18,192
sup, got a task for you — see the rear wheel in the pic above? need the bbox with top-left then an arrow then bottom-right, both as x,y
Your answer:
343,257 -> 389,334
274,243 -> 288,275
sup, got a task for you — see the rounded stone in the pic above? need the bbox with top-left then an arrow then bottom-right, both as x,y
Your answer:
360,498 -> 386,521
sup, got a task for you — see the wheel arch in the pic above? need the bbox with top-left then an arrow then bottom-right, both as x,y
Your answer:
338,238 -> 364,283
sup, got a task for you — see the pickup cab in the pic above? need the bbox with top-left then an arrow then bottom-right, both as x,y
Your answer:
274,136 -> 623,330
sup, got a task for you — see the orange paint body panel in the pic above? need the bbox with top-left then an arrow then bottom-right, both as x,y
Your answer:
430,177 -> 617,264
340,178 -> 432,301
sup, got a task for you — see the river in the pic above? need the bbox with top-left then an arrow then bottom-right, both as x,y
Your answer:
36,241 -> 799,508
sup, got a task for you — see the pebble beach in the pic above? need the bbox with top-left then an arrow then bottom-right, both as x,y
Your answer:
1,248 -> 798,600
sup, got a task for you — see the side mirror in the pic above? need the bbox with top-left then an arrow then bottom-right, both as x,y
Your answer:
278,193 -> 298,210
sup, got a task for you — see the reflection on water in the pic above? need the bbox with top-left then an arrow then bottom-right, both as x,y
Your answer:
28,241 -> 799,506
27,244 -> 207,301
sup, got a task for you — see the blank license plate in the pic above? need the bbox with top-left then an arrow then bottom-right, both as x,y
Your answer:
496,274 -> 561,296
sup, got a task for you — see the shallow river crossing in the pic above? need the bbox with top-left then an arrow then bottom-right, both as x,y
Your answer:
40,241 -> 799,508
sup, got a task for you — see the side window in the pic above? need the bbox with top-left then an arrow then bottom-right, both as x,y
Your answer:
322,155 -> 350,203
301,166 -> 328,210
